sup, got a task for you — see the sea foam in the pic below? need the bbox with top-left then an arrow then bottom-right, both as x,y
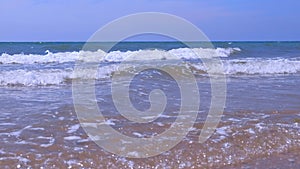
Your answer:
0,47 -> 239,64
1,47 -> 300,86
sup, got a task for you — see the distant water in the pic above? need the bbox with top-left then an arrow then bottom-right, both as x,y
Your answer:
0,42 -> 299,168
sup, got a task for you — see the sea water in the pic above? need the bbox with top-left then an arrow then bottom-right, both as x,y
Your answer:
0,42 -> 299,168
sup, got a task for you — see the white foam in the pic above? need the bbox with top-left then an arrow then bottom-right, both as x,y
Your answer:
102,119 -> 116,126
0,50 -> 106,64
169,47 -> 240,59
38,136 -> 55,147
1,58 -> 300,87
64,136 -> 81,140
9,125 -> 31,137
0,123 -> 16,126
126,151 -> 140,158
29,127 -> 45,131
0,47 -> 239,64
245,128 -> 256,134
192,58 -> 300,75
81,123 -> 98,128
66,159 -> 84,168
58,117 -> 65,120
2,50 -> 300,87
132,132 -> 144,137
0,64 -> 125,86
67,124 -> 80,134
255,122 -> 265,132
216,126 -> 229,136
0,69 -> 72,86
223,59 -> 300,75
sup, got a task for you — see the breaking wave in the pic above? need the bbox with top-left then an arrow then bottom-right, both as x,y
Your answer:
192,58 -> 300,75
1,58 -> 300,86
1,47 -> 300,86
0,47 -> 240,64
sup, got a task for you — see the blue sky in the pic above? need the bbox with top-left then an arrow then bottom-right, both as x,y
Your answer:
0,0 -> 299,41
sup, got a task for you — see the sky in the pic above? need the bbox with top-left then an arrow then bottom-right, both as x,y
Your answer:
0,0 -> 299,41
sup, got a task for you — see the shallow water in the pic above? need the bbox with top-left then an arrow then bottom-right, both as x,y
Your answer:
0,74 -> 299,168
0,42 -> 300,168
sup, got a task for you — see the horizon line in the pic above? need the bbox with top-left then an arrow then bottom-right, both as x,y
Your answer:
1,40 -> 300,43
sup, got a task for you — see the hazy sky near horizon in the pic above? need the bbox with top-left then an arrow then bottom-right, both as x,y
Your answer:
0,0 -> 299,41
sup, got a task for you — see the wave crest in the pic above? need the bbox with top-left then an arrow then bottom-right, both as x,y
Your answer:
1,58 -> 300,86
0,47 -> 240,64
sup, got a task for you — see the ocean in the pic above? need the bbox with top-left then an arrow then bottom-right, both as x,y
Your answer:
0,42 -> 299,168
